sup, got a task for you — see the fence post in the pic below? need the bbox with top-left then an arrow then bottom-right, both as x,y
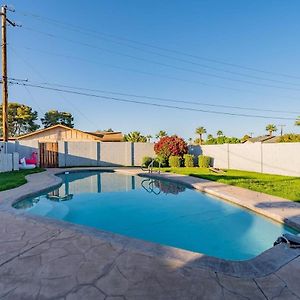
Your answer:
260,142 -> 263,173
12,152 -> 19,170
97,142 -> 101,166
227,143 -> 230,169
131,143 -> 134,166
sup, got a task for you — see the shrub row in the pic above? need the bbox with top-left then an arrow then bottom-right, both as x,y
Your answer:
142,155 -> 212,168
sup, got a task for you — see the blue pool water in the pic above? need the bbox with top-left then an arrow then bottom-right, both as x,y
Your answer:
13,171 -> 297,260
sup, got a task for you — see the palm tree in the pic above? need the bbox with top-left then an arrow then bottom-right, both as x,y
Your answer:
195,127 -> 206,145
295,117 -> 300,126
217,130 -> 223,137
155,130 -> 167,139
146,134 -> 152,142
123,131 -> 147,142
207,134 -> 213,140
265,124 -> 277,136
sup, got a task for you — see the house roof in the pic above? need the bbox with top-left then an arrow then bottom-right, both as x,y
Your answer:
85,131 -> 124,142
245,135 -> 280,143
0,137 -> 16,141
16,124 -> 123,142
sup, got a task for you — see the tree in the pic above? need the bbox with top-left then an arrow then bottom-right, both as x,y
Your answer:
195,127 -> 206,145
207,134 -> 213,140
146,135 -> 152,142
296,117 -> 300,126
155,130 -> 167,139
41,110 -> 74,128
241,134 -> 251,142
102,128 -> 114,132
217,130 -> 224,137
154,135 -> 188,160
279,134 -> 300,143
123,131 -> 147,142
0,102 -> 39,137
265,124 -> 277,136
96,128 -> 114,133
205,135 -> 241,145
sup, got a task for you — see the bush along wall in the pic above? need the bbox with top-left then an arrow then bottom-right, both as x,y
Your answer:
142,156 -> 153,167
198,155 -> 212,168
183,154 -> 194,167
169,156 -> 181,168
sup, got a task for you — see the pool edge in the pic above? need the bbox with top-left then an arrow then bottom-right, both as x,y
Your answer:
1,166 -> 300,278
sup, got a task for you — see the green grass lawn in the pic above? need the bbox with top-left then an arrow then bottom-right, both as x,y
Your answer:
159,167 -> 300,201
0,168 -> 45,192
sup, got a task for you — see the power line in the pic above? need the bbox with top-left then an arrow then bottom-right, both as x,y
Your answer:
11,45 -> 260,93
18,79 -> 300,115
10,46 -> 99,128
13,44 -> 300,103
22,84 -> 46,116
15,9 -> 300,80
20,26 -> 300,92
10,81 -> 298,121
18,21 -> 300,87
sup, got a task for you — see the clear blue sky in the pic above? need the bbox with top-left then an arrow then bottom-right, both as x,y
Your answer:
4,0 -> 300,139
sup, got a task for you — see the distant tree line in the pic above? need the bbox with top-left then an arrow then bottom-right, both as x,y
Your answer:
0,102 -> 74,137
2,102 -> 299,144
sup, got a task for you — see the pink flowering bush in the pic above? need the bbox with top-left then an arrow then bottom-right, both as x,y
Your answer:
154,136 -> 188,160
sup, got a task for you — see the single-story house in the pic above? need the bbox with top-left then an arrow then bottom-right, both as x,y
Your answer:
15,124 -> 124,142
243,135 -> 280,144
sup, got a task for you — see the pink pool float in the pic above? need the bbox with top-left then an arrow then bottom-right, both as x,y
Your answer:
19,152 -> 38,170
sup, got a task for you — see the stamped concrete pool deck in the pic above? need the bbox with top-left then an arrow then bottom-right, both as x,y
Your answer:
1,167 -> 300,299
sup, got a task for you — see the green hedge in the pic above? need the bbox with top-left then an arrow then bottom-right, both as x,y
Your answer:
142,156 -> 153,167
155,156 -> 168,167
169,156 -> 181,168
198,155 -> 212,168
183,154 -> 194,167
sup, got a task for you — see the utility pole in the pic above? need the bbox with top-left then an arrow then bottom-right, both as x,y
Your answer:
1,5 -> 16,142
1,6 -> 8,142
278,124 -> 286,136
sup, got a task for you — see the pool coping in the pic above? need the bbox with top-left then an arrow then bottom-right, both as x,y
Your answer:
1,166 -> 300,278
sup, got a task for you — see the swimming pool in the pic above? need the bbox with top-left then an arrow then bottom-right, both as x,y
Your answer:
13,171 -> 296,260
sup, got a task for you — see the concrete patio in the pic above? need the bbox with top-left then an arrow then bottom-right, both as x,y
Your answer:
1,168 -> 300,299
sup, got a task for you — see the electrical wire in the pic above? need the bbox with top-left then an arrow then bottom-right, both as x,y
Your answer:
15,9 -> 300,80
10,81 -> 299,121
15,79 -> 299,115
20,26 -> 300,92
10,46 -> 99,128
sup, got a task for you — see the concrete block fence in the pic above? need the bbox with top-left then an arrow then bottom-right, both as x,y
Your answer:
58,141 -> 155,167
3,140 -> 300,176
198,143 -> 300,177
0,143 -> 19,173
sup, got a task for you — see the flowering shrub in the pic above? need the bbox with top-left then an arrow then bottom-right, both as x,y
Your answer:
154,136 -> 188,160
